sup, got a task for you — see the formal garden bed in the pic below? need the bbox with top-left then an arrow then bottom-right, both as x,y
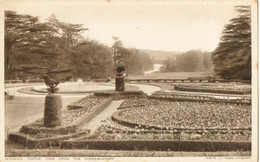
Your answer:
7,90 -> 252,152
114,99 -> 251,130
171,83 -> 251,94
58,98 -> 250,151
150,91 -> 251,105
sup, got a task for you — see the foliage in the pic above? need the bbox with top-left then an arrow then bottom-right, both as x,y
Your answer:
124,49 -> 153,75
111,36 -> 126,65
5,11 -> 154,80
71,40 -> 114,79
212,6 -> 251,80
161,50 -> 213,72
4,10 -> 57,80
111,37 -> 153,76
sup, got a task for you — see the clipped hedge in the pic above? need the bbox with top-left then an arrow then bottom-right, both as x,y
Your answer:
174,86 -> 251,95
25,79 -> 44,83
148,96 -> 251,105
60,140 -> 251,151
94,90 -> 146,99
5,80 -> 23,84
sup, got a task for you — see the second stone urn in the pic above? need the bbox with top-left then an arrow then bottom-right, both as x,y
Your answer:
115,65 -> 125,91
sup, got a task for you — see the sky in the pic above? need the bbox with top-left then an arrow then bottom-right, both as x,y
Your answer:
2,0 -> 249,52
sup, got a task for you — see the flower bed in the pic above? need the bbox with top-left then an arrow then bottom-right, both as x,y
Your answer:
118,96 -> 149,109
67,95 -> 106,111
171,83 -> 251,94
113,99 -> 251,130
150,91 -> 251,105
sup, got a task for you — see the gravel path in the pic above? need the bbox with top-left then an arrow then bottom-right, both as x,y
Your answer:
4,83 -> 160,135
127,83 -> 161,95
79,100 -> 124,134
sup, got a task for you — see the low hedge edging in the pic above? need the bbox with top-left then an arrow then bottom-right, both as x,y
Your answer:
148,96 -> 251,105
94,90 -> 146,99
174,86 -> 251,95
60,140 -> 251,151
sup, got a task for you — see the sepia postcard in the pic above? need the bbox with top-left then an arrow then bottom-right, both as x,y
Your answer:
0,0 -> 258,161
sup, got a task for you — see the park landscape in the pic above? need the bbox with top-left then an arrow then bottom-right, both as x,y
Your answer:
3,1 -> 255,159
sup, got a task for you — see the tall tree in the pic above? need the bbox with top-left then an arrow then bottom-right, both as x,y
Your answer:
5,10 -> 58,79
46,15 -> 88,73
5,11 -> 88,80
111,37 -> 129,65
212,6 -> 251,80
71,40 -> 113,79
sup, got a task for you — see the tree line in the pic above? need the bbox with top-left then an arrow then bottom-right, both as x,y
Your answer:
160,50 -> 213,73
5,11 -> 153,81
5,5 -> 251,81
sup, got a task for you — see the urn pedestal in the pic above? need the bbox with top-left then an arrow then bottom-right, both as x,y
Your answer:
115,77 -> 125,91
44,94 -> 62,127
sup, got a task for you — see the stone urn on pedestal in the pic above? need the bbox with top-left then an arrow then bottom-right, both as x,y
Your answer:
115,65 -> 125,91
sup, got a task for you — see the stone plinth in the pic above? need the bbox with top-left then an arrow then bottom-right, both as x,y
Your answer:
44,94 -> 62,127
115,77 -> 125,91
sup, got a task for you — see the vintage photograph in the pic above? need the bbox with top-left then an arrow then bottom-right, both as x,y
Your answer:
1,0 -> 258,161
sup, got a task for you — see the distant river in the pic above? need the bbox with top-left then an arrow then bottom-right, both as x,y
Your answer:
144,64 -> 164,74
